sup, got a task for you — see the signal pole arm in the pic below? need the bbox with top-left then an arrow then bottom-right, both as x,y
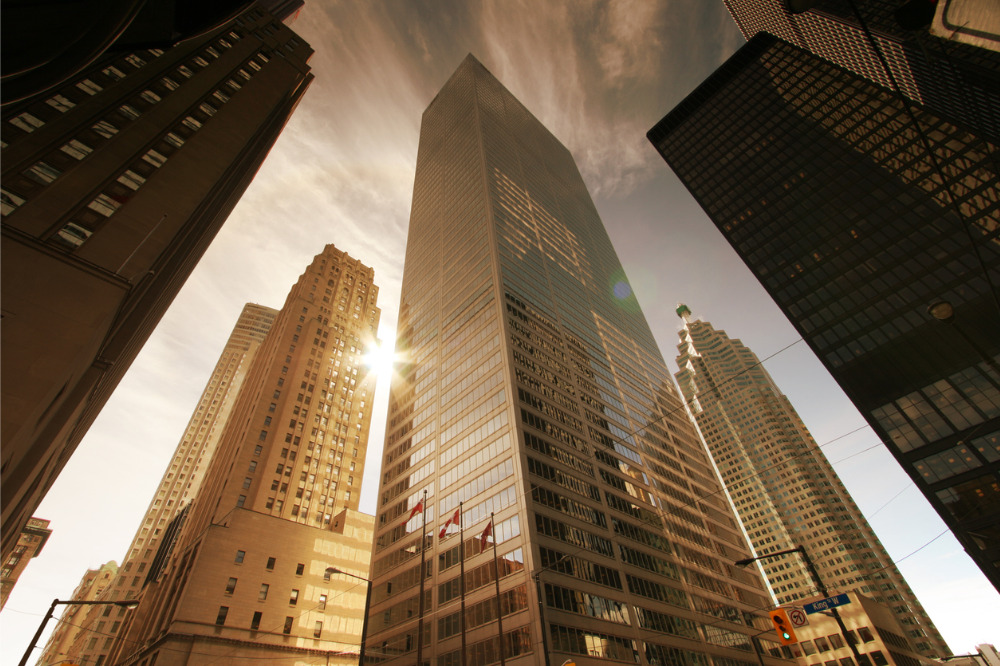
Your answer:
737,545 -> 866,666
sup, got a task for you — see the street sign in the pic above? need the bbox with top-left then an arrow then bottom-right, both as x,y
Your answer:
804,593 -> 851,614
787,608 -> 808,627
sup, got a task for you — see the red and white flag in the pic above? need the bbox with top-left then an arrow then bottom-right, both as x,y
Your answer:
479,519 -> 493,551
400,498 -> 424,528
439,507 -> 461,539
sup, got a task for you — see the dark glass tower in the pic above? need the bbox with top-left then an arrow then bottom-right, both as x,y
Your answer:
721,0 -> 1000,143
366,55 -> 782,666
648,34 -> 1000,594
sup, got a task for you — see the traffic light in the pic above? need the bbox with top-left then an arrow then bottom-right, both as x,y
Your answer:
769,608 -> 798,645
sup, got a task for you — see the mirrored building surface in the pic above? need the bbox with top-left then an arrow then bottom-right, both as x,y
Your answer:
366,55 -> 785,666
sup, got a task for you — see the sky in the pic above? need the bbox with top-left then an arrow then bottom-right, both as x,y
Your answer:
3,1 -> 999,663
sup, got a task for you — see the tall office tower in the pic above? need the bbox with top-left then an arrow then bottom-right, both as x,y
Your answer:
36,560 -> 119,666
0,516 -> 51,608
673,306 -> 947,657
0,4 -> 313,562
647,34 -> 1000,592
366,55 -> 780,666
721,0 -> 1000,143
53,303 -> 276,666
112,245 -> 380,666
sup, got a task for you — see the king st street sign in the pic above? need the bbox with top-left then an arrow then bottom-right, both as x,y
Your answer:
803,593 -> 851,614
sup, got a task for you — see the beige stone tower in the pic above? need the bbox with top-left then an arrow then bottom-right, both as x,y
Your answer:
111,244 -> 380,665
56,303 -> 276,666
674,306 -> 948,658
35,561 -> 118,665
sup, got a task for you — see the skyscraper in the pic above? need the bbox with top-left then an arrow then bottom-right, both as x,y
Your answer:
53,303 -> 276,666
1,4 -> 313,562
366,55 -> 781,666
36,560 -> 119,666
647,34 -> 999,590
721,0 -> 1000,142
674,306 -> 947,657
0,516 -> 51,608
111,245 -> 381,665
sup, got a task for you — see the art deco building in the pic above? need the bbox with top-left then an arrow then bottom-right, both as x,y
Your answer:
648,34 -> 1000,591
0,516 -> 51,608
1,4 -> 313,563
112,245 -> 380,665
50,303 -> 276,666
365,55 -> 784,666
674,306 -> 947,657
721,0 -> 1000,143
36,560 -> 119,666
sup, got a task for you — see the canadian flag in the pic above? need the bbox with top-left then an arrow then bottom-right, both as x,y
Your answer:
439,507 -> 461,539
479,520 -> 493,551
400,498 -> 423,528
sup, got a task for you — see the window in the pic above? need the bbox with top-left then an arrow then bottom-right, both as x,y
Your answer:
242,477 -> 252,489
283,616 -> 293,634
289,589 -> 299,605
259,583 -> 269,600
251,611 -> 262,630
858,627 -> 875,643
236,495 -> 246,508
318,594 -> 327,610
235,550 -> 246,563
225,577 -> 237,594
249,461 -> 257,472
117,170 -> 146,191
295,563 -> 304,576
215,606 -> 229,625
91,120 -> 119,138
60,139 -> 93,160
266,557 -> 276,571
103,65 -> 126,80
25,162 -> 61,185
87,193 -> 122,217
47,94 -> 76,112
313,621 -> 322,638
142,148 -> 168,168
118,103 -> 140,120
77,78 -> 103,95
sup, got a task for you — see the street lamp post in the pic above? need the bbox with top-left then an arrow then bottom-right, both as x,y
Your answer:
325,567 -> 372,665
20,599 -> 139,666
735,546 -> 864,666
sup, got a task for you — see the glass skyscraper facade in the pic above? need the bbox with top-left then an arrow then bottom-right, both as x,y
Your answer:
366,55 -> 782,666
648,34 -> 1000,592
721,0 -> 1000,143
674,306 -> 947,657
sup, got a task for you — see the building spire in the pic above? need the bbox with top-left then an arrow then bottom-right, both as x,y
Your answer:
676,303 -> 692,323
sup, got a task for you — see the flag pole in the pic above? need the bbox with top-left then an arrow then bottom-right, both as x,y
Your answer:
490,512 -> 506,666
416,489 -> 427,666
459,502 -> 466,666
